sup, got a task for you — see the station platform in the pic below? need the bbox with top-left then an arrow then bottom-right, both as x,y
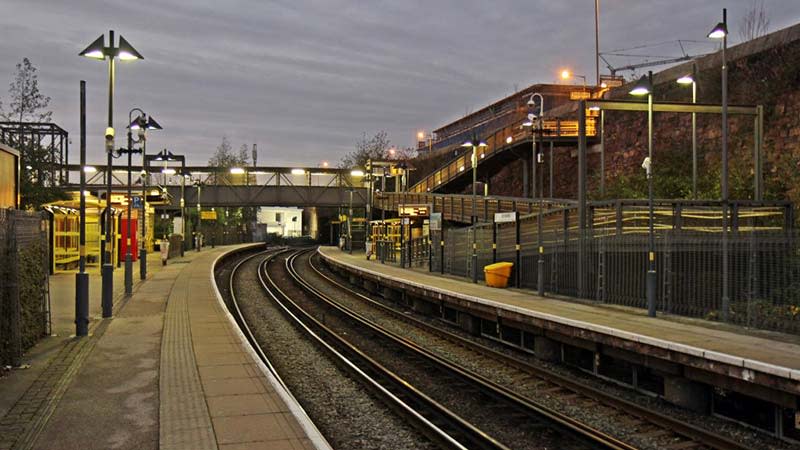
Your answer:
319,246 -> 800,414
0,245 -> 328,450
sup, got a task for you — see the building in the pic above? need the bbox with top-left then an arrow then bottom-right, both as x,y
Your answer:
0,142 -> 20,209
257,206 -> 303,237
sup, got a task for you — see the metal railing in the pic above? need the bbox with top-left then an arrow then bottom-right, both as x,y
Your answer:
409,115 -> 598,194
426,200 -> 798,334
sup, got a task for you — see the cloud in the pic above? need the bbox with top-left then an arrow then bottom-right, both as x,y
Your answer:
0,0 -> 797,166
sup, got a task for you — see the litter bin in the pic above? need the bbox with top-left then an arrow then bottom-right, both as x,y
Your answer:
484,262 -> 513,288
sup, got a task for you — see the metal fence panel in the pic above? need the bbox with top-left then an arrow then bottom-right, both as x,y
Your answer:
0,209 -> 49,366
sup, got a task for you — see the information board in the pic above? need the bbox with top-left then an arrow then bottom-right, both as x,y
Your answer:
494,212 -> 517,223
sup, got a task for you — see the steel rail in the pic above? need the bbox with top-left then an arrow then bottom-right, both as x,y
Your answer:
256,250 -> 497,450
287,250 -> 630,450
307,251 -> 753,450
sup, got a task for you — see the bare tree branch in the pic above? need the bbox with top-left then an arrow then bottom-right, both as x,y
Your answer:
739,0 -> 770,42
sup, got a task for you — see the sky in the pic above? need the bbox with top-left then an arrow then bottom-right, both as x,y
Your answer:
0,0 -> 798,167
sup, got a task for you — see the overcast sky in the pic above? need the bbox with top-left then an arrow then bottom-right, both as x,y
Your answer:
1,0 -> 798,167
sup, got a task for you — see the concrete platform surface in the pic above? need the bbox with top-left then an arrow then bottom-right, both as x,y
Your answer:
319,246 -> 800,381
0,245 -> 328,450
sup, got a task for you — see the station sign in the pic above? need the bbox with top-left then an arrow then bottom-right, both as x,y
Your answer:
429,212 -> 442,231
600,75 -> 625,88
399,203 -> 431,217
569,91 -> 591,100
200,210 -> 217,220
494,212 -> 517,223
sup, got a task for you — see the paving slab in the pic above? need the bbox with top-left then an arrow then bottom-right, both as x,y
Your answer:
0,245 -> 331,450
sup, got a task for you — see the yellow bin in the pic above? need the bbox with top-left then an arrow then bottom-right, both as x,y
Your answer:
484,262 -> 514,288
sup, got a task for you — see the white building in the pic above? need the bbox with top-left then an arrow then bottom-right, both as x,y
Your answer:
257,206 -> 303,237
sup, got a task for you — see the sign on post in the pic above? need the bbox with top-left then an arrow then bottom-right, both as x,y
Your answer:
570,91 -> 591,100
600,75 -> 625,88
399,203 -> 431,217
494,212 -> 517,223
201,210 -> 217,220
429,212 -> 442,231
132,196 -> 142,209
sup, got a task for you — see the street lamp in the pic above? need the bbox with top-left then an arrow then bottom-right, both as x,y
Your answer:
709,8 -> 731,321
522,93 -> 546,295
462,136 -> 487,283
560,69 -> 587,90
80,30 -> 143,318
123,110 -> 161,291
676,65 -> 698,199
193,178 -> 203,251
630,71 -> 656,318
417,131 -> 433,154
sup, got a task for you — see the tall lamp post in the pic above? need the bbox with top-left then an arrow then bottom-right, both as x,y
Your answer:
194,178 -> 203,251
461,136 -> 487,283
123,110 -> 161,293
133,114 -> 162,280
76,80 -> 89,336
522,93 -> 546,295
630,71 -> 656,318
677,65 -> 698,199
708,9 -> 730,321
80,30 -> 143,317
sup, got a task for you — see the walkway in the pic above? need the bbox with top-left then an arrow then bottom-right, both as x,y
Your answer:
0,246 -> 327,450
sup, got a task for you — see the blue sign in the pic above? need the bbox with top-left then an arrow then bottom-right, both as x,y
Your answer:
132,196 -> 142,209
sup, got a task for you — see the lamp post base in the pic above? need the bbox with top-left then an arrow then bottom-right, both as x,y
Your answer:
646,269 -> 657,317
75,272 -> 89,336
124,254 -> 132,295
139,248 -> 147,280
101,263 -> 114,318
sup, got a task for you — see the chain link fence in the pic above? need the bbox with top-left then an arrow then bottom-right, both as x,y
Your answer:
0,209 -> 50,366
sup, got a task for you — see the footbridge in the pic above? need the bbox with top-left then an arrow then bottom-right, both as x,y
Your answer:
61,164 -> 368,207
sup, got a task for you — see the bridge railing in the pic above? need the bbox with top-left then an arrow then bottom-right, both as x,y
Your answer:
409,114 -> 598,194
374,192 -> 576,223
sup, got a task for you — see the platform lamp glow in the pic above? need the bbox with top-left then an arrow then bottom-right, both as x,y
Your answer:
522,93 -> 546,295
677,65 -> 698,199
80,30 -> 143,317
131,114 -> 162,280
629,71 -> 656,318
708,8 -> 731,322
462,136 -> 487,283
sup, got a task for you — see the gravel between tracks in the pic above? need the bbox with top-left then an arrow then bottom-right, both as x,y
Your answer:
277,252 -> 595,450
221,251 -> 437,450
306,252 -> 798,450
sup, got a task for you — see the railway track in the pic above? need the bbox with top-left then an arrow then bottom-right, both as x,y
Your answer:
264,248 -> 633,450
302,249 -> 754,450
221,246 -> 755,449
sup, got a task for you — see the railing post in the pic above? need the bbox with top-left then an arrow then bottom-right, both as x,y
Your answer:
515,211 -> 521,288
577,101 -> 587,298
440,231 -> 445,275
492,219 -> 497,264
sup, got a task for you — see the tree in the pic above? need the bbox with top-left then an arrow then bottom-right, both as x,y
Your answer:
340,131 -> 391,169
1,58 -> 62,209
739,0 -> 770,42
1,58 -> 52,123
206,136 -> 254,243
